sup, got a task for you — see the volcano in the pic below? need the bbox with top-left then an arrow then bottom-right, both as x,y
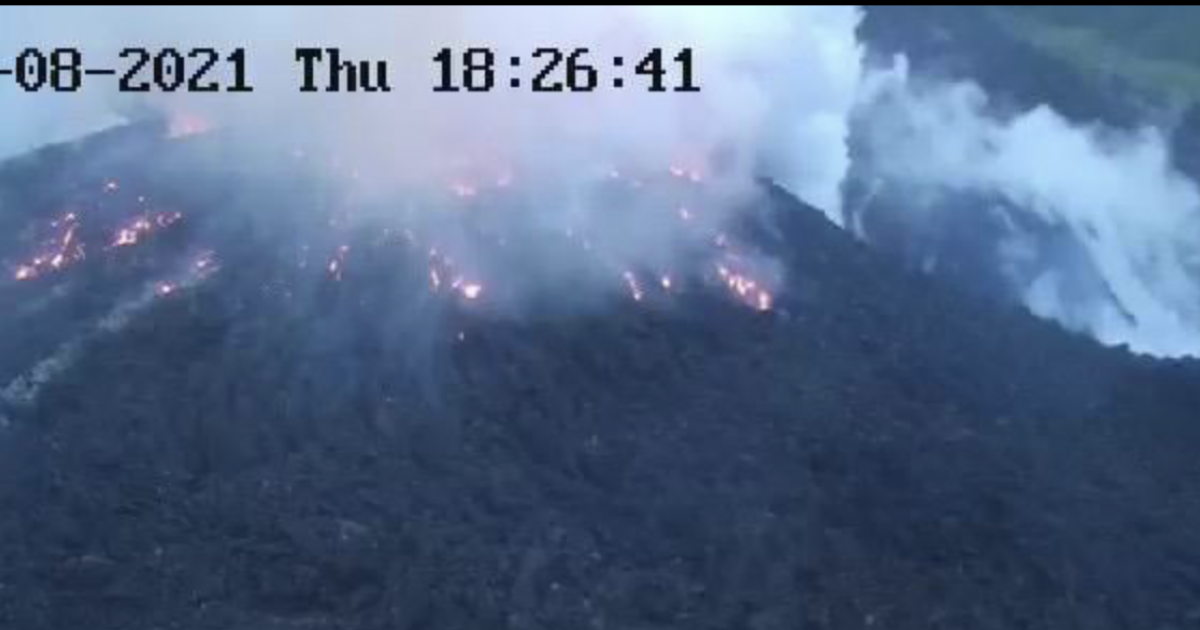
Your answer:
1,121 -> 1199,630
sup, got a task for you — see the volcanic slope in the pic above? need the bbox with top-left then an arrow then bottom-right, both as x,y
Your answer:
1,127 -> 1199,630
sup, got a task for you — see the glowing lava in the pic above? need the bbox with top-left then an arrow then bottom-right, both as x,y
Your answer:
10,159 -> 783,320
716,263 -> 774,312
459,282 -> 483,300
327,245 -> 350,281
623,271 -> 644,302
111,212 -> 183,249
11,212 -> 86,282
168,112 -> 215,139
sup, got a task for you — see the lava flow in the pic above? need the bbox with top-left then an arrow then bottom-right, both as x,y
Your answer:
8,149 -> 778,317
310,161 -> 777,312
9,212 -> 86,282
9,178 -> 188,285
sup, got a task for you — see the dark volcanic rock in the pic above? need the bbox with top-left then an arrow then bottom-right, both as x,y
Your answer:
0,127 -> 1198,630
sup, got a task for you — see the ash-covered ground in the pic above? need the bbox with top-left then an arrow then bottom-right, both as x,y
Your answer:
1,123 -> 1199,630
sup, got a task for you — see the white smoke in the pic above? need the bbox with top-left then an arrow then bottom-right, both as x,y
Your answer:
0,7 -> 862,215
855,59 -> 1200,357
1,6 -> 867,320
3,7 -> 1199,357
0,263 -> 212,421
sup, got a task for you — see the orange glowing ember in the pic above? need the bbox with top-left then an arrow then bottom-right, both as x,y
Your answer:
622,271 -> 644,302
168,112 -> 215,139
114,229 -> 138,247
12,213 -> 88,280
110,213 -> 181,249
326,245 -> 350,280
460,283 -> 483,300
716,263 -> 774,312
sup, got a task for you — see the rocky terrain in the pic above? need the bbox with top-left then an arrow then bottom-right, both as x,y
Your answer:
0,117 -> 1199,630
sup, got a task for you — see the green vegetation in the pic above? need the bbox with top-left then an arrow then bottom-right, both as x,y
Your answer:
990,6 -> 1200,107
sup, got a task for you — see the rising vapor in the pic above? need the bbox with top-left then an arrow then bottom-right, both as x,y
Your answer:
0,7 -> 863,208
854,60 -> 1200,357
0,6 -> 865,318
2,7 -> 1199,357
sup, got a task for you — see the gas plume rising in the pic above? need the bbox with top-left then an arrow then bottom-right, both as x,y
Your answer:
0,7 -> 865,317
